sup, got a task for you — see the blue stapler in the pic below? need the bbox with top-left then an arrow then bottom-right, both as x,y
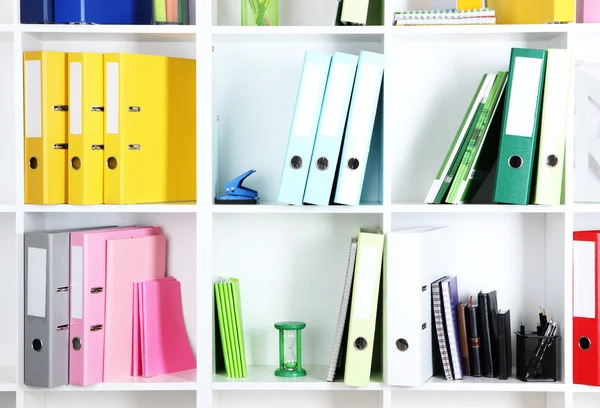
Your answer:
214,169 -> 259,205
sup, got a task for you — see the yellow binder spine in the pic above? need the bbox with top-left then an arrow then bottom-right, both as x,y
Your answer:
68,52 -> 104,205
488,0 -> 574,24
103,53 -> 123,204
24,51 -> 68,204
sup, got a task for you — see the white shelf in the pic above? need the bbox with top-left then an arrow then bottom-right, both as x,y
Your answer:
21,24 -> 196,42
25,370 -> 197,392
212,201 -> 383,214
0,205 -> 15,213
389,23 -> 571,35
211,25 -> 384,42
573,385 -> 600,393
0,367 -> 15,392
0,24 -> 12,33
23,204 -> 198,213
391,203 -> 568,213
574,203 -> 600,213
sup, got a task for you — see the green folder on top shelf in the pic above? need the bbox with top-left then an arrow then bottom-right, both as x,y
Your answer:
215,277 -> 247,378
425,74 -> 491,204
446,71 -> 508,204
153,0 -> 167,23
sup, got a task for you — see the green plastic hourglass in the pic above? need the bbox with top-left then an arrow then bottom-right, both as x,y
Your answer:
274,322 -> 306,377
242,0 -> 278,26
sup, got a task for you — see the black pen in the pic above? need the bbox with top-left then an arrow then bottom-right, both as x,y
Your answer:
525,322 -> 556,380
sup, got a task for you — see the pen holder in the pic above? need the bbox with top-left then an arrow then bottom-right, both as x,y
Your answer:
515,331 -> 559,382
242,0 -> 278,26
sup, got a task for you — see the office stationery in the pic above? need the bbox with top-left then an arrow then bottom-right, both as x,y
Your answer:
457,304 -> 471,376
340,0 -> 370,25
69,226 -> 161,386
497,309 -> 511,380
426,74 -> 491,204
574,64 -> 600,202
214,169 -> 259,204
516,327 -> 558,382
242,0 -> 278,26
137,277 -> 196,377
430,0 -> 484,9
67,52 -> 104,205
54,0 -> 153,24
214,277 -> 247,378
153,0 -> 190,24
343,228 -> 384,387
533,49 -> 572,205
487,0 -> 574,24
466,299 -> 482,377
103,234 -> 167,382
103,53 -> 196,204
304,52 -> 358,206
277,51 -> 332,206
578,0 -> 600,22
21,0 -> 53,23
477,291 -> 496,377
327,236 -> 357,382
24,51 -> 68,205
274,322 -> 306,377
525,321 -> 557,380
431,276 -> 453,380
24,226 -> 113,388
573,230 -> 600,385
494,48 -> 547,205
334,51 -> 384,206
383,227 -> 447,386
441,276 -> 463,380
394,9 -> 496,25
446,71 -> 508,204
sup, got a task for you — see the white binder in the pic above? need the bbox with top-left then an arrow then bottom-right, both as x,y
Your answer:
383,226 -> 448,386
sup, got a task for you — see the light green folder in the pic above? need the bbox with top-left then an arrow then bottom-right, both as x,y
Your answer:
341,0 -> 370,25
153,0 -> 167,23
215,277 -> 247,378
215,280 -> 234,377
231,278 -> 247,377
343,228 -> 384,387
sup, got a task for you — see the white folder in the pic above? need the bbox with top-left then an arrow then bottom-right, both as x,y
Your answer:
383,226 -> 448,386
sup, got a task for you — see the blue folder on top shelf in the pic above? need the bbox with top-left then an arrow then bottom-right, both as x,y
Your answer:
54,0 -> 153,24
277,51 -> 332,206
21,0 -> 54,23
303,52 -> 359,206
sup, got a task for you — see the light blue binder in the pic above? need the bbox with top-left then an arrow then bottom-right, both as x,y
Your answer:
333,51 -> 384,206
277,51 -> 332,206
303,53 -> 359,206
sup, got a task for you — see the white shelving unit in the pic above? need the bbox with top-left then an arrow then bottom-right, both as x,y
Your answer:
0,0 -> 599,407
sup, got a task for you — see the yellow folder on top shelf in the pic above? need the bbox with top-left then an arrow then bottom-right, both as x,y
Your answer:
488,0 -> 574,24
24,51 -> 68,205
103,53 -> 196,204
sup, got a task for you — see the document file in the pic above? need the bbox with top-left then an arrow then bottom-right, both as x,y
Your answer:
24,51 -> 69,205
54,0 -> 153,24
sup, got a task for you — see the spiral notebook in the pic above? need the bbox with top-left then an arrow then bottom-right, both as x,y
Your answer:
327,236 -> 358,382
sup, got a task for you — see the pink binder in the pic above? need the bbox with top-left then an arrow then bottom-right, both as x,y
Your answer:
103,234 -> 167,382
68,226 -> 161,386
578,0 -> 600,22
136,277 -> 196,377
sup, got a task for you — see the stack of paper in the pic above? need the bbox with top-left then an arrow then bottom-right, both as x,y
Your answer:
394,9 -> 496,25
215,277 -> 247,378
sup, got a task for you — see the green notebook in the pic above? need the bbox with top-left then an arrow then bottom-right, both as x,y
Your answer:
215,277 -> 247,378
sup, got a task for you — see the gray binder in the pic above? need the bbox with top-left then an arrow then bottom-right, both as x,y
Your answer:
24,226 -> 116,388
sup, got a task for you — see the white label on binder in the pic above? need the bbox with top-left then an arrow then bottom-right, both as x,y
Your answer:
70,62 -> 83,135
27,247 -> 47,318
319,63 -> 352,137
25,60 -> 42,138
505,57 -> 543,137
347,64 -> 381,142
293,61 -> 323,138
574,241 -> 596,318
354,246 -> 379,320
106,62 -> 119,135
71,246 -> 83,319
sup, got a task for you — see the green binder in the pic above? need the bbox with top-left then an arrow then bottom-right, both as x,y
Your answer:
493,48 -> 547,205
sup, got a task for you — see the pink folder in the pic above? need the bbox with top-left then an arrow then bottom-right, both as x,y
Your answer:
69,226 -> 161,386
103,234 -> 167,382
136,277 -> 196,377
578,0 -> 600,22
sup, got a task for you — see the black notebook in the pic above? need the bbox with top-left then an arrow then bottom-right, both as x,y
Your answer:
467,304 -> 482,377
497,309 -> 512,380
478,291 -> 499,377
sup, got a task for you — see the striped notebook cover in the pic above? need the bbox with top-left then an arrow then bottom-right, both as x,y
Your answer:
432,277 -> 453,380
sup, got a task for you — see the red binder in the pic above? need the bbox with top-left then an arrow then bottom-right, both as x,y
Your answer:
573,230 -> 600,385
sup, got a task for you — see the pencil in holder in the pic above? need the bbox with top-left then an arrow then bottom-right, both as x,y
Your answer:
515,331 -> 559,382
242,0 -> 278,26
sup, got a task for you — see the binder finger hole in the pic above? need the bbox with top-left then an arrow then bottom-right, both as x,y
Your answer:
396,339 -> 409,352
72,337 -> 82,350
508,155 -> 523,169
107,157 -> 118,170
316,157 -> 329,171
347,158 -> 360,170
579,336 -> 591,350
290,155 -> 303,170
29,157 -> 38,170
546,155 -> 559,168
354,337 -> 367,351
71,156 -> 81,170
31,338 -> 43,352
